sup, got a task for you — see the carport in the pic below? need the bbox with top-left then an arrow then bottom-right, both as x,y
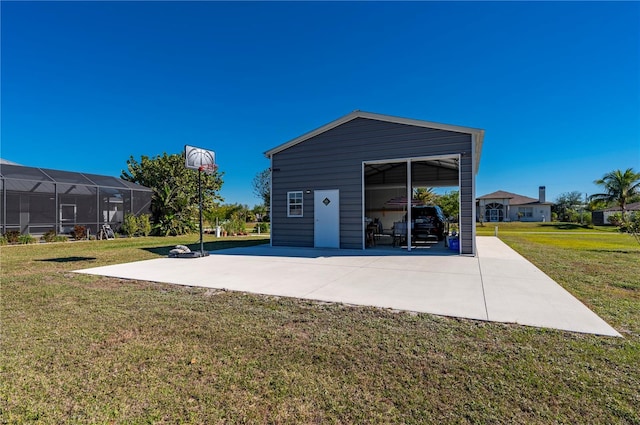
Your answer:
265,111 -> 484,255
363,155 -> 460,252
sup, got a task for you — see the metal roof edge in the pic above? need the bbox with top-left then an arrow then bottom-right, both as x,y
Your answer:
0,163 -> 151,191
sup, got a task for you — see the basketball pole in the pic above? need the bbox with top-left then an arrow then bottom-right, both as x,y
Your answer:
198,166 -> 204,255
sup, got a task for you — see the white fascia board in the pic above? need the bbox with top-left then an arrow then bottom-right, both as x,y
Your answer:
357,111 -> 484,136
363,153 -> 460,165
474,129 -> 485,173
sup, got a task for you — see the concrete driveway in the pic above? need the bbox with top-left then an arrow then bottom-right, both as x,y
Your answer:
75,236 -> 620,337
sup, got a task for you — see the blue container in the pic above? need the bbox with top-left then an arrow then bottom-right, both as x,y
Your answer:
449,238 -> 459,251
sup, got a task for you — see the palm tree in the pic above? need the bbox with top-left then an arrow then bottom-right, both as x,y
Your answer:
413,187 -> 438,205
591,168 -> 640,217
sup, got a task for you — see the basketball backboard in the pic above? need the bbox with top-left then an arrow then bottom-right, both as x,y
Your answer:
185,145 -> 215,171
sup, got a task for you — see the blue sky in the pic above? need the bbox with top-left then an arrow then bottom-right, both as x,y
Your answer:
2,1 -> 639,206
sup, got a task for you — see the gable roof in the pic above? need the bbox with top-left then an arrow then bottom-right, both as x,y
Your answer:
478,190 -> 550,205
0,158 -> 20,165
264,110 -> 485,171
598,201 -> 640,212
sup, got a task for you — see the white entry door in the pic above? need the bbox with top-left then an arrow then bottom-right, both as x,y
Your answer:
314,189 -> 340,248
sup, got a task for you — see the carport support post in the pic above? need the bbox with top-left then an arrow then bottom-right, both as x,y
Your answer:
406,160 -> 412,252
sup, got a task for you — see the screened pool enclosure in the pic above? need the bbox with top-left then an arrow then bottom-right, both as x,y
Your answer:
0,163 -> 152,236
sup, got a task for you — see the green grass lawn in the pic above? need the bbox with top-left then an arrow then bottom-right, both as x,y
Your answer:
1,229 -> 639,424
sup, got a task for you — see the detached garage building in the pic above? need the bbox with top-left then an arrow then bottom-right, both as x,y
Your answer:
264,111 -> 484,255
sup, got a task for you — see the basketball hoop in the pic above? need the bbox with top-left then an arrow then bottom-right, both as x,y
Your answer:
198,164 -> 217,175
181,145 -> 217,258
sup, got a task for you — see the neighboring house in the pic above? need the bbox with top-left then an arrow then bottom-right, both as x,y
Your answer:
264,110 -> 484,255
477,187 -> 552,222
592,202 -> 640,225
1,161 -> 152,235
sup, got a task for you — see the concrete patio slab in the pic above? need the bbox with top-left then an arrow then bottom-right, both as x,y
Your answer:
75,237 -> 621,337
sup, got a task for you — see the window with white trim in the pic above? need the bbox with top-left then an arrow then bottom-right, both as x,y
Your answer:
287,191 -> 303,217
519,207 -> 533,218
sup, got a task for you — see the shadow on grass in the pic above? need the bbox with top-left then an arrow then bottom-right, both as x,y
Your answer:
538,223 -> 595,231
38,256 -> 97,263
143,238 -> 270,256
588,249 -> 640,254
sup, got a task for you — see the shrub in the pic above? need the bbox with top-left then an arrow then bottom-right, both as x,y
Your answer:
254,222 -> 270,233
18,234 -> 37,244
608,211 -> 640,243
580,212 -> 592,226
73,225 -> 87,240
0,235 -> 7,245
42,230 -> 57,243
4,230 -> 20,244
223,213 -> 247,235
608,212 -> 624,227
41,231 -> 68,243
121,214 -> 140,237
138,214 -> 152,236
154,212 -> 197,236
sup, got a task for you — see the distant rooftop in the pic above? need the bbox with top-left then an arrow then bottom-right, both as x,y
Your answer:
477,190 -> 551,205
597,202 -> 640,212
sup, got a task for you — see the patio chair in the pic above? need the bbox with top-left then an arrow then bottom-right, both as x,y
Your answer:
392,221 -> 407,247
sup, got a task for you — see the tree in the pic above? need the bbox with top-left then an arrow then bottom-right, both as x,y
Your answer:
438,190 -> 459,220
204,203 -> 252,236
591,168 -> 640,218
413,187 -> 438,205
252,204 -> 268,222
553,191 -> 584,222
121,152 -> 224,236
252,168 -> 271,207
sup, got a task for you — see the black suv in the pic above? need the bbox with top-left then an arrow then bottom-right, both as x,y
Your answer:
411,205 -> 446,241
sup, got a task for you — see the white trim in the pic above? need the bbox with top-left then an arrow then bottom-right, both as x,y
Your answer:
457,153 -> 463,255
269,157 -> 273,247
406,160 -> 412,252
286,191 -> 304,218
361,162 -> 366,250
265,111 -> 484,171
362,153 -> 462,253
471,134 -> 478,256
363,153 -> 459,166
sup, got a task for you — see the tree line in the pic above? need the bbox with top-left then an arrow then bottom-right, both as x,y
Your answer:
554,168 -> 640,224
122,154 -> 639,240
122,152 -> 265,236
